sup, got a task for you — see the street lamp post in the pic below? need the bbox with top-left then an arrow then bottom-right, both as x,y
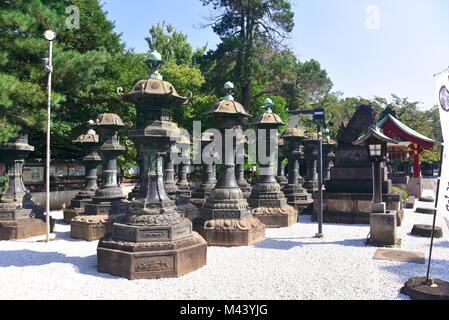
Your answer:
288,108 -> 327,238
43,30 -> 56,242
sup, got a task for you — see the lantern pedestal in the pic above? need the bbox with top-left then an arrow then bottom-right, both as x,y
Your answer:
97,231 -> 207,280
194,216 -> 265,247
367,210 -> 400,247
0,218 -> 47,240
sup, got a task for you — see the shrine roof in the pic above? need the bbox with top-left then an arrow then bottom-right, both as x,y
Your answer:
377,114 -> 437,149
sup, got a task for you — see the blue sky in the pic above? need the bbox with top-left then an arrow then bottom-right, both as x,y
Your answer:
102,0 -> 449,109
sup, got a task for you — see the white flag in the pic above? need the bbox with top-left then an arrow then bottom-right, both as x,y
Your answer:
436,70 -> 449,227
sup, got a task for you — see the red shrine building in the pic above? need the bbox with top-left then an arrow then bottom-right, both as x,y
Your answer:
377,113 -> 438,197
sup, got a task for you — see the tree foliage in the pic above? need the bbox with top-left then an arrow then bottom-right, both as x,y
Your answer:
200,0 -> 295,109
0,0 -> 441,172
0,0 -> 147,166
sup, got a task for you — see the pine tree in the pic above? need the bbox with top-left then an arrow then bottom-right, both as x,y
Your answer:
0,0 -> 146,163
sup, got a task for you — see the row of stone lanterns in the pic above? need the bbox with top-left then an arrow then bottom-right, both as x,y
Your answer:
0,50 -> 339,279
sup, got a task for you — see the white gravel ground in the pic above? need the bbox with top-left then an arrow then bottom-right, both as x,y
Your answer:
0,199 -> 448,300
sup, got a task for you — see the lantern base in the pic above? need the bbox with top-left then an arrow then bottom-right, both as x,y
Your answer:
97,232 -> 207,280
83,198 -> 129,215
252,205 -> 298,228
70,214 -> 126,241
0,218 -> 52,240
63,208 -> 83,224
283,184 -> 314,214
193,217 -> 265,247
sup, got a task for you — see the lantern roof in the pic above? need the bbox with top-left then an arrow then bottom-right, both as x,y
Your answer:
95,113 -> 125,127
353,126 -> 397,146
117,51 -> 188,104
204,82 -> 250,117
281,127 -> 306,139
250,99 -> 284,126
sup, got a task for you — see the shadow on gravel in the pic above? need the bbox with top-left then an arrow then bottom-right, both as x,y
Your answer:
379,257 -> 449,295
0,249 -> 118,279
253,237 -> 366,250
432,240 -> 449,248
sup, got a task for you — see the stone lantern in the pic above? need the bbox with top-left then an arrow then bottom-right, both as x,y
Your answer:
353,125 -> 399,246
70,113 -> 129,241
235,138 -> 252,199
189,132 -> 218,208
127,149 -> 144,201
0,131 -> 47,240
248,99 -> 297,228
275,138 -> 288,188
176,134 -> 193,197
303,133 -> 319,193
173,134 -> 200,221
193,82 -> 265,246
323,136 -> 336,181
97,51 -> 207,280
281,128 -> 314,214
164,143 -> 180,199
63,121 -> 102,224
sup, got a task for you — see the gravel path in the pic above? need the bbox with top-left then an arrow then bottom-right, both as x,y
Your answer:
0,199 -> 448,300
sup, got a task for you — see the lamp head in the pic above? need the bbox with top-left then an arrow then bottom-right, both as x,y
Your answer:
44,30 -> 57,41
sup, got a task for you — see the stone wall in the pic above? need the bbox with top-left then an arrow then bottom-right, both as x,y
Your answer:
313,192 -> 403,225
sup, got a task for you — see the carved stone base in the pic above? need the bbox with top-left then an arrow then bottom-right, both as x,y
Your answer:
63,207 -> 83,224
97,232 -> 207,280
276,176 -> 288,188
190,184 -> 215,208
252,205 -> 298,228
241,191 -> 251,199
177,202 -> 200,221
283,186 -> 314,214
0,207 -> 32,220
70,214 -> 126,241
193,216 -> 265,247
0,218 -> 47,240
83,199 -> 129,216
69,196 -> 93,210
188,198 -> 206,208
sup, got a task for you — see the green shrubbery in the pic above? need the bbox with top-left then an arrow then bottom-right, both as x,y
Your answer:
391,186 -> 409,206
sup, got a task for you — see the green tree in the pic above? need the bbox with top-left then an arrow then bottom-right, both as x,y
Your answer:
200,0 -> 295,110
145,21 -> 207,67
144,22 -> 217,132
0,0 -> 147,168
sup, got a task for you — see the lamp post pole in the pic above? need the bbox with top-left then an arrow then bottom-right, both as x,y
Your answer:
316,123 -> 323,238
288,108 -> 326,238
44,30 -> 56,242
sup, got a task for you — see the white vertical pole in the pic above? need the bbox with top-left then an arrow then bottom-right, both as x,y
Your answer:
45,40 -> 53,242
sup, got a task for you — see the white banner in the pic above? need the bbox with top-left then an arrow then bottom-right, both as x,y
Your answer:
436,70 -> 449,228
